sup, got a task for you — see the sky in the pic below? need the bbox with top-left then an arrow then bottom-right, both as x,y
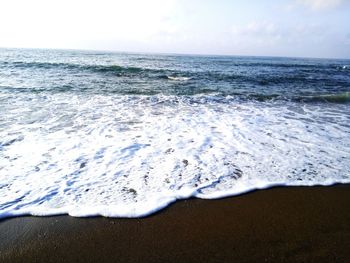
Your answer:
0,0 -> 349,58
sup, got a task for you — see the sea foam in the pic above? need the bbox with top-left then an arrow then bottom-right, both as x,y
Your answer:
0,93 -> 349,218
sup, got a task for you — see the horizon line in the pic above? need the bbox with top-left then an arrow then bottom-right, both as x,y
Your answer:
1,46 -> 350,61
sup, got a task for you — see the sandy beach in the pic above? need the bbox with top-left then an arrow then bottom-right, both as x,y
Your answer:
0,184 -> 349,263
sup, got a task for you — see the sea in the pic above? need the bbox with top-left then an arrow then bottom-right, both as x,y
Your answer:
0,48 -> 349,218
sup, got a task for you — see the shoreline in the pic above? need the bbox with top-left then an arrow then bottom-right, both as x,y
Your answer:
1,184 -> 349,262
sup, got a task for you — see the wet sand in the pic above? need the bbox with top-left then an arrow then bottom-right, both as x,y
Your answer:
0,185 -> 349,263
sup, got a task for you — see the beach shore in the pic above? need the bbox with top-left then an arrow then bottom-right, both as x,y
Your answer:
1,184 -> 349,263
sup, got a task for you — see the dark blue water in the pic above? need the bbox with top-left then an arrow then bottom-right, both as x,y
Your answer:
1,48 -> 349,101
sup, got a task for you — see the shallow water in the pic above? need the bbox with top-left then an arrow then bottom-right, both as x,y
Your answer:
0,48 -> 349,218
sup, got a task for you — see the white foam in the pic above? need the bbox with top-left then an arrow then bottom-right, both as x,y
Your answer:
0,94 -> 349,219
167,76 -> 191,81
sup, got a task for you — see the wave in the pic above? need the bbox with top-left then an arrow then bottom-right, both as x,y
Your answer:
167,76 -> 191,81
2,60 -> 345,76
1,58 -> 349,104
1,86 -> 349,105
296,92 -> 350,104
0,91 -> 349,219
1,60 -> 348,85
0,61 -> 166,76
221,61 -> 346,70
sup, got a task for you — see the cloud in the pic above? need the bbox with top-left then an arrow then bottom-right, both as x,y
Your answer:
296,0 -> 346,10
227,19 -> 338,58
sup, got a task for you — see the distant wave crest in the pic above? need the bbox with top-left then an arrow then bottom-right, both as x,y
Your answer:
1,61 -> 163,76
167,76 -> 191,81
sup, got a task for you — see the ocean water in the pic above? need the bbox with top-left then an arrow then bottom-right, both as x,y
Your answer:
0,48 -> 349,218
